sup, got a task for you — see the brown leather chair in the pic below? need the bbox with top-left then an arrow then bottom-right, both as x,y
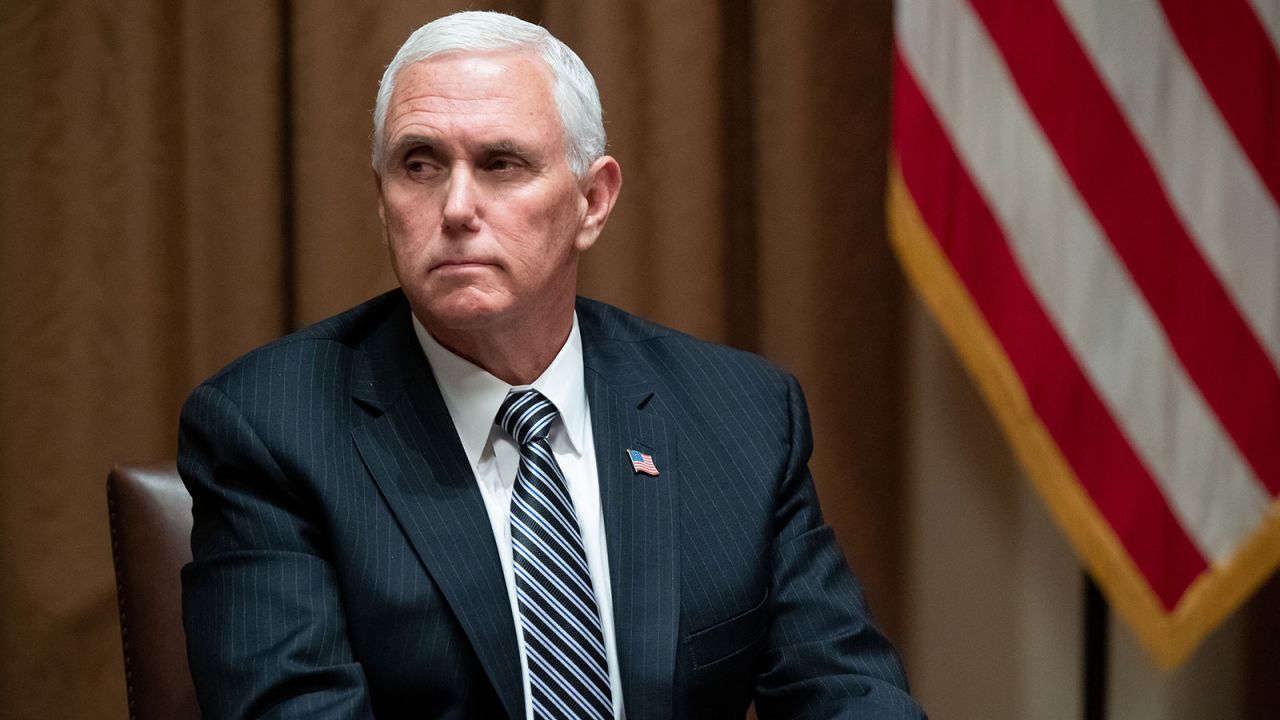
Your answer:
107,463 -> 201,720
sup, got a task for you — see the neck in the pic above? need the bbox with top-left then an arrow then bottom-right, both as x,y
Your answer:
425,303 -> 575,386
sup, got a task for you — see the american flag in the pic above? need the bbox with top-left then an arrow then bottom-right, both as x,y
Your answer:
890,0 -> 1280,668
627,449 -> 659,476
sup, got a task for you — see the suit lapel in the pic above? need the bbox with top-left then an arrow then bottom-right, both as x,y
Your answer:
349,299 -> 523,720
581,305 -> 681,720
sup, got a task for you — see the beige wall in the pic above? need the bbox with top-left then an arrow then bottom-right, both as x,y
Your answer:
903,297 -> 1257,719
904,297 -> 1084,719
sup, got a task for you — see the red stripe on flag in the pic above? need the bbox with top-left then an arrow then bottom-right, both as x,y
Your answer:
969,0 -> 1280,497
1159,0 -> 1280,206
892,52 -> 1208,608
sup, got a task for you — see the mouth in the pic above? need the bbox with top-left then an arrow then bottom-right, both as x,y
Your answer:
430,259 -> 496,272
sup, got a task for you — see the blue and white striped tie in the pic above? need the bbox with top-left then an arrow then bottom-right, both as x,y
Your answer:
497,389 -> 612,720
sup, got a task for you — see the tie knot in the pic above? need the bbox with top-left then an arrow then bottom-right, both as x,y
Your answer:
497,389 -> 559,446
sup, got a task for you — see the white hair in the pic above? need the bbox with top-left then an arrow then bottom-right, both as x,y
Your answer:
371,11 -> 605,177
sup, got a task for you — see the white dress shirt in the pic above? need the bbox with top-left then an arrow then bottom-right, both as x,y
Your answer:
413,313 -> 624,720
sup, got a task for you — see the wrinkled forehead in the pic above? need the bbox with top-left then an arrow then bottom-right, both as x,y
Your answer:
376,47 -> 573,172
380,50 -> 566,159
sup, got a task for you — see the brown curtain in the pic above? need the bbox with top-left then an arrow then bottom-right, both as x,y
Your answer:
1,1 -> 904,717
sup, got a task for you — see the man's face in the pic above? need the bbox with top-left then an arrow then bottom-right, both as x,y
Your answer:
375,51 -> 596,337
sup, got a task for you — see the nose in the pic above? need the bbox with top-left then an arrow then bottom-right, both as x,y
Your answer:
442,166 -> 480,233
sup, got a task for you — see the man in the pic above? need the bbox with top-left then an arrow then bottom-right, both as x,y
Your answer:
180,11 -> 924,719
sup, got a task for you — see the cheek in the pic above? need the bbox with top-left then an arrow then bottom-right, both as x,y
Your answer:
506,211 -> 577,273
510,188 -> 583,245
382,190 -> 438,243
381,202 -> 436,276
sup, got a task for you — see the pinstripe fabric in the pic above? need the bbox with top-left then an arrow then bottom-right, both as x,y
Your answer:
180,289 -> 924,719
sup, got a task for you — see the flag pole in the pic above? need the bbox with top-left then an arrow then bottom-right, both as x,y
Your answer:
1084,573 -> 1109,720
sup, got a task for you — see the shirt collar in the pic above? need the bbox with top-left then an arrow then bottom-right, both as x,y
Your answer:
412,312 -> 587,471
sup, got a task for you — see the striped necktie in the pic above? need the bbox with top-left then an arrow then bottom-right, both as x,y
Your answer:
497,389 -> 612,719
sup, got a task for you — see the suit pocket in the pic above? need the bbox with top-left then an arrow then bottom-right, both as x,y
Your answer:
686,588 -> 770,670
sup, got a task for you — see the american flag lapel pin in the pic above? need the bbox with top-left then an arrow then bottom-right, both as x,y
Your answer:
627,448 -> 660,476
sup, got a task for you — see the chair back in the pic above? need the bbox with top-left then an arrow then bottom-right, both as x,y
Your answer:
107,463 -> 200,720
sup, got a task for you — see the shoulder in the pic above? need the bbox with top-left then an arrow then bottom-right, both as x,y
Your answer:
178,290 -> 411,478
577,296 -> 787,371
202,290 -> 403,382
190,289 -> 407,406
575,296 -> 797,405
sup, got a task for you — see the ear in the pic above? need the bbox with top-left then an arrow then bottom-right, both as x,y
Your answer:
574,155 -> 623,253
373,169 -> 387,226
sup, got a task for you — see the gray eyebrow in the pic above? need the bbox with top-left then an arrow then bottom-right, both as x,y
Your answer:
387,135 -> 442,159
391,137 -> 527,155
382,136 -> 540,170
478,140 -> 523,155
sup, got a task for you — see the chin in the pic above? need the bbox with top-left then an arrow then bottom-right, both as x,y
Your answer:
412,288 -> 513,332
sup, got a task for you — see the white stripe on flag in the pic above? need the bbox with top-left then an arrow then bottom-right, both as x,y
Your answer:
1247,0 -> 1280,56
896,0 -> 1270,563
1058,0 -> 1280,370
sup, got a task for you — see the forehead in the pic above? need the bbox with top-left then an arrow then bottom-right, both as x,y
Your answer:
384,51 -> 563,147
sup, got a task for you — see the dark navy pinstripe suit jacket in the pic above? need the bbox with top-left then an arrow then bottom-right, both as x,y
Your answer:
179,289 -> 924,719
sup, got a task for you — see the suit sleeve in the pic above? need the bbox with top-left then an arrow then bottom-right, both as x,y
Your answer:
179,382 -> 374,719
753,373 -> 927,719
